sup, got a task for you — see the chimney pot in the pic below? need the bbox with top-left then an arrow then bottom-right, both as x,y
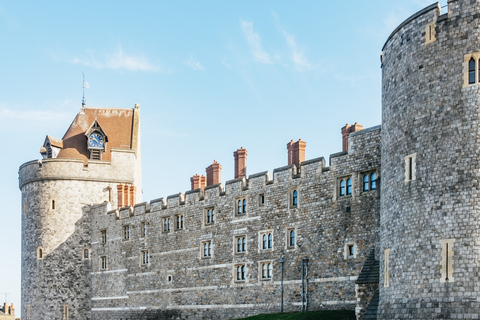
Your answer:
234,147 -> 248,179
206,161 -> 222,186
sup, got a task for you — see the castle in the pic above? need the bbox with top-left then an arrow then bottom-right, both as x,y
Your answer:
19,1 -> 480,319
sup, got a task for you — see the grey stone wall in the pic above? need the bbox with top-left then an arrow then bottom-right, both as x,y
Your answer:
19,149 -> 141,320
379,1 -> 480,318
88,128 -> 380,320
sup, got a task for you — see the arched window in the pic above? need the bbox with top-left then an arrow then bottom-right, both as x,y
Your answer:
268,263 -> 272,278
363,174 -> 369,192
290,229 -> 295,247
268,233 -> 272,249
371,173 -> 377,190
292,190 -> 298,206
237,200 -> 242,214
339,179 -> 345,197
242,199 -> 247,213
83,248 -> 89,259
263,234 -> 267,249
469,57 -> 476,84
346,178 -> 352,195
262,263 -> 267,279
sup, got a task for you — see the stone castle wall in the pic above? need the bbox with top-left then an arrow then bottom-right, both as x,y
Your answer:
380,0 -> 480,318
88,127 -> 380,320
19,149 -> 141,320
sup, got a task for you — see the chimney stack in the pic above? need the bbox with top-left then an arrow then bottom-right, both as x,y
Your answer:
9,303 -> 14,317
287,139 -> 306,173
341,122 -> 364,151
3,303 -> 6,314
206,161 -> 222,186
190,174 -> 207,191
234,147 -> 247,179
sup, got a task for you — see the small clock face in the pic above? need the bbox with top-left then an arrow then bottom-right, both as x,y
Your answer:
88,132 -> 104,149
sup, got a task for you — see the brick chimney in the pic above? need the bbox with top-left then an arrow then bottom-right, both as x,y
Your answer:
287,139 -> 306,173
190,174 -> 207,191
117,184 -> 136,208
9,303 -> 14,317
341,122 -> 364,151
206,161 -> 222,186
234,147 -> 247,179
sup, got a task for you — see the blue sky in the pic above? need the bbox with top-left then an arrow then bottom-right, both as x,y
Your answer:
0,0 -> 446,311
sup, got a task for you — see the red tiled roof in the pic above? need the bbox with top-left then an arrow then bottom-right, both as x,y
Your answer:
57,107 -> 134,162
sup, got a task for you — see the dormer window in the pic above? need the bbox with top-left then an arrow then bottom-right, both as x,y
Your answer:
41,135 -> 63,159
85,120 -> 108,160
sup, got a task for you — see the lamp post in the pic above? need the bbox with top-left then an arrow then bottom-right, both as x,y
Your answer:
279,258 -> 286,313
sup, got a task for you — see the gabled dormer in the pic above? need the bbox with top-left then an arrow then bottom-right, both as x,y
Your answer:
41,135 -> 63,159
85,120 -> 108,160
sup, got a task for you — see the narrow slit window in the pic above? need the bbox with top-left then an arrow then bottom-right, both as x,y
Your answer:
292,190 -> 298,206
51,200 -> 55,210
289,229 -> 295,247
469,57 -> 476,84
384,248 -> 390,287
440,239 -> 455,282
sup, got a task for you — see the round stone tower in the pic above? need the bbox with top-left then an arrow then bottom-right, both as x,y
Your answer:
380,1 -> 480,318
19,106 -> 141,320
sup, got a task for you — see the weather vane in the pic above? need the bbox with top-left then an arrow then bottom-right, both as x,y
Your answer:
82,73 -> 86,107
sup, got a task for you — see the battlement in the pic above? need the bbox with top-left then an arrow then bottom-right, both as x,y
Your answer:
92,125 -> 381,220
18,148 -> 137,189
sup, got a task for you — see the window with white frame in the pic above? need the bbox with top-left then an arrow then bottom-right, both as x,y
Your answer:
259,261 -> 273,280
83,248 -> 90,259
163,217 -> 171,232
202,240 -> 212,258
236,198 -> 247,215
123,225 -> 130,241
235,264 -> 246,282
141,250 -> 149,265
260,231 -> 273,250
141,222 -> 147,237
205,208 -> 215,225
235,236 -> 246,254
363,172 -> 377,192
291,189 -> 298,207
175,214 -> 184,230
100,256 -> 107,270
101,230 -> 107,244
287,228 -> 296,249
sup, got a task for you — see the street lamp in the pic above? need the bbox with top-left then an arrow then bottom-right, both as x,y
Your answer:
279,258 -> 286,313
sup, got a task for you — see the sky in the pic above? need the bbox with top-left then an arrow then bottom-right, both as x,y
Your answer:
0,0 -> 447,312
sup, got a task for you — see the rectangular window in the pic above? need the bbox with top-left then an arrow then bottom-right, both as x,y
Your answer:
384,248 -> 390,287
235,264 -> 246,282
202,240 -> 212,258
344,243 -> 356,259
287,228 -> 296,249
101,256 -> 107,270
404,153 -> 417,182
236,198 -> 247,215
163,218 -> 170,232
142,250 -> 149,265
235,236 -> 246,254
348,244 -> 354,257
175,214 -> 184,230
123,225 -> 130,240
259,194 -> 265,206
141,222 -> 146,237
259,231 -> 273,250
101,230 -> 107,244
259,261 -> 273,280
205,208 -> 215,225
63,304 -> 69,320
440,239 -> 455,283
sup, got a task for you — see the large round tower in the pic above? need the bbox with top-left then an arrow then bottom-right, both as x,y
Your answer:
19,105 -> 141,320
380,1 -> 480,318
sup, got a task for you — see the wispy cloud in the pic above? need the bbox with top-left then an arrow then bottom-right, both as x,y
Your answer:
184,56 -> 204,70
240,19 -> 273,64
72,47 -> 160,72
282,31 -> 312,71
